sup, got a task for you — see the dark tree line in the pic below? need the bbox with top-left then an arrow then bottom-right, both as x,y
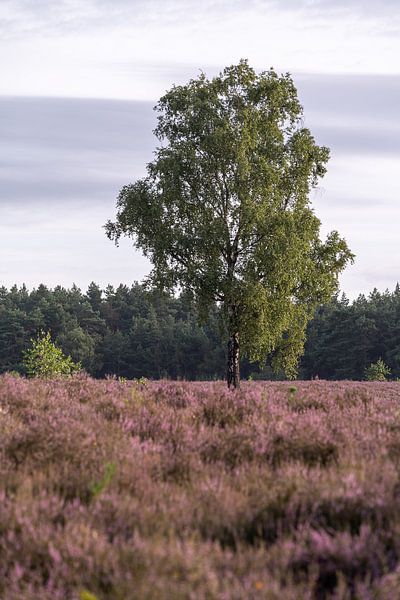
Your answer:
301,286 -> 400,380
0,282 -> 399,380
0,283 -> 225,379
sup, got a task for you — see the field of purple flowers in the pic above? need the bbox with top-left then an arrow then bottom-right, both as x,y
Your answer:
1,375 -> 400,599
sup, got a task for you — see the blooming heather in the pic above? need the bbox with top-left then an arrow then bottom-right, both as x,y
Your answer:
1,375 -> 400,598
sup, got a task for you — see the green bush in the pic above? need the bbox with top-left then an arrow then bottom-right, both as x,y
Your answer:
5,370 -> 21,378
364,359 -> 391,381
23,331 -> 81,378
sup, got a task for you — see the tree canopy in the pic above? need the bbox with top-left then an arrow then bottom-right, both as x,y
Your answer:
106,60 -> 353,386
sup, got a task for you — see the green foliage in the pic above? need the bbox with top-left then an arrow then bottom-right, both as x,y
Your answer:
2,281 -> 400,382
23,331 -> 81,378
57,326 -> 98,372
0,283 -> 227,380
89,462 -> 116,498
133,376 -> 148,386
79,591 -> 99,600
301,286 -> 400,380
106,60 -> 353,381
365,359 -> 391,381
5,370 -> 21,378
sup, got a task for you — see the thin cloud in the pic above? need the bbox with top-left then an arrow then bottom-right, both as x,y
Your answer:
1,87 -> 399,297
276,0 -> 400,15
1,0 -> 259,38
3,0 -> 399,38
297,73 -> 400,123
0,97 -> 156,205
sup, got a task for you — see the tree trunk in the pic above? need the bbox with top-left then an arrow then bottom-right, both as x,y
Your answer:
227,332 -> 240,389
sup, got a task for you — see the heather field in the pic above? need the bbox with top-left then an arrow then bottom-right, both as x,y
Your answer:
2,376 -> 400,599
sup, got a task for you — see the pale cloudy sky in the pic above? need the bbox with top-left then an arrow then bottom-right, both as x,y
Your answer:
0,0 -> 399,297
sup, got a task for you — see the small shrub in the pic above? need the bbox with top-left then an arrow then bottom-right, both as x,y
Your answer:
79,592 -> 99,600
200,431 -> 255,468
200,395 -> 250,428
270,434 -> 338,467
157,448 -> 193,483
5,370 -> 21,378
23,331 -> 81,378
288,396 -> 326,413
365,359 -> 391,381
